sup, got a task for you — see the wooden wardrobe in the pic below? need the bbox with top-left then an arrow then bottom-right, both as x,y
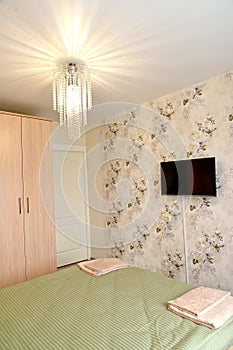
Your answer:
0,111 -> 56,289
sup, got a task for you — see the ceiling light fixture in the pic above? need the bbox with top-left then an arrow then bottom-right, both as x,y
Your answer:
52,61 -> 92,138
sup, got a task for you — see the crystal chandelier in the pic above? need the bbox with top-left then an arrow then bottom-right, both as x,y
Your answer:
52,61 -> 92,138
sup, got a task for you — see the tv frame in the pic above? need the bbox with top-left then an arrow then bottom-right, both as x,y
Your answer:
160,157 -> 217,197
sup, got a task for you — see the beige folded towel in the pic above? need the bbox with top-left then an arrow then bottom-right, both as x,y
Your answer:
168,295 -> 233,329
77,258 -> 130,276
168,286 -> 231,316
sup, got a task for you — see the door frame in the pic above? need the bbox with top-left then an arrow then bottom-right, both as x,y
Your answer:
53,144 -> 91,262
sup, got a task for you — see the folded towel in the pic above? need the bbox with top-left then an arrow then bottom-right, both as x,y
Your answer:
168,295 -> 233,329
77,258 -> 130,276
168,286 -> 231,317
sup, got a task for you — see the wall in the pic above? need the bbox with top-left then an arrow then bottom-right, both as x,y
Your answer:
96,72 -> 233,293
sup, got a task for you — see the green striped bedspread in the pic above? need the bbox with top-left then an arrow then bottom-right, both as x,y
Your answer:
0,267 -> 233,350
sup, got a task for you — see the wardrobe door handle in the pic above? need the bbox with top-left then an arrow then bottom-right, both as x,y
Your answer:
18,198 -> 22,214
26,197 -> 30,213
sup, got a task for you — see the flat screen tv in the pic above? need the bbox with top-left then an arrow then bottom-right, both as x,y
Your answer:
160,157 -> 216,196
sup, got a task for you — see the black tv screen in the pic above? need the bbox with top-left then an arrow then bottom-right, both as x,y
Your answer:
160,157 -> 216,196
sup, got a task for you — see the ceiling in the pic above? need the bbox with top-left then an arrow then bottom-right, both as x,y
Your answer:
0,0 -> 233,121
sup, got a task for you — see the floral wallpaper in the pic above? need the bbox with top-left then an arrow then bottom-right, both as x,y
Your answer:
98,71 -> 233,293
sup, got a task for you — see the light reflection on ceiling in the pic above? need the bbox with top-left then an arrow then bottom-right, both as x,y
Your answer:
0,0 -> 233,119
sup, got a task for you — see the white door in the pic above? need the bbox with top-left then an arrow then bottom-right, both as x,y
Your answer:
53,145 -> 90,267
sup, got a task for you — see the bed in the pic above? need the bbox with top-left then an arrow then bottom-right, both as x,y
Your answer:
0,266 -> 233,350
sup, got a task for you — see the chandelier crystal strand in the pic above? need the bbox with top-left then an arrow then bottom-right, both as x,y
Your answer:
82,79 -> 87,126
52,61 -> 92,139
78,75 -> 82,126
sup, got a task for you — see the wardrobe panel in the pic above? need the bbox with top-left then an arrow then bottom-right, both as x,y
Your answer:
0,114 -> 26,288
22,117 -> 56,280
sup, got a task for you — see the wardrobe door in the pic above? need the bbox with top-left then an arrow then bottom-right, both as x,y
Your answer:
0,114 -> 26,288
22,117 -> 56,280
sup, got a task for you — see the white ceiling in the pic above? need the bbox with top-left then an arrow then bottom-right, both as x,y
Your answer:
0,0 -> 233,121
